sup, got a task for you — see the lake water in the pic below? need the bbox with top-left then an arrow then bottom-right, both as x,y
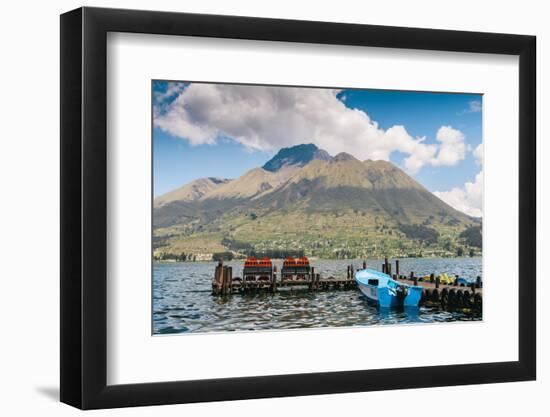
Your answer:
153,257 -> 482,334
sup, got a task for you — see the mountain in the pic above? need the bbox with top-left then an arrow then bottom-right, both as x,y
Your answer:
262,143 -> 332,172
154,177 -> 230,207
205,165 -> 299,200
153,145 -> 478,259
249,157 -> 468,222
332,152 -> 356,162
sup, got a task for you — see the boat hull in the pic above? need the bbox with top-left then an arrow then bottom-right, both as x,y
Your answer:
355,268 -> 422,308
357,283 -> 401,308
403,286 -> 423,307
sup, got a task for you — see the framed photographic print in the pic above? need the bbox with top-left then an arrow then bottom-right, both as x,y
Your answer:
60,6 -> 536,409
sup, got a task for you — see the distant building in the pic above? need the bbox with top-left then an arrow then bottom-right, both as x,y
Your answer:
194,253 -> 214,261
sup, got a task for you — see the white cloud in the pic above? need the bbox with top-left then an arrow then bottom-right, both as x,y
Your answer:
154,83 -> 466,174
155,82 -> 185,101
432,126 -> 467,167
153,82 -> 186,118
467,100 -> 482,113
457,100 -> 482,115
434,170 -> 483,217
473,143 -> 483,165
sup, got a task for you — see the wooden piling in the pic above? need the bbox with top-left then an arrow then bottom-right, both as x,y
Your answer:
395,260 -> 399,276
221,266 -> 227,295
363,260 -> 367,270
430,273 -> 435,283
440,288 -> 448,307
474,293 -> 482,310
456,289 -> 464,307
466,290 -> 472,307
308,266 -> 316,290
476,276 -> 482,288
228,266 -> 233,294
220,267 -> 227,295
347,265 -> 351,279
382,263 -> 386,273
213,264 -> 221,294
270,267 -> 277,293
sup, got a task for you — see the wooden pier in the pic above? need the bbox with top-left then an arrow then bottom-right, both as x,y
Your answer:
211,258 -> 482,311
393,275 -> 483,310
212,260 -> 356,295
380,257 -> 482,310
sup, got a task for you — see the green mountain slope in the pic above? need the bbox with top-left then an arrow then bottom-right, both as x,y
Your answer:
153,144 -> 479,260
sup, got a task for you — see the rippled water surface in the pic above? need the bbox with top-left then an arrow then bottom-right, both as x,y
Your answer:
153,258 -> 482,334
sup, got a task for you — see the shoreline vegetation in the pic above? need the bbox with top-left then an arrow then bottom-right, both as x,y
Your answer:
153,224 -> 482,262
153,244 -> 482,263
153,255 -> 483,264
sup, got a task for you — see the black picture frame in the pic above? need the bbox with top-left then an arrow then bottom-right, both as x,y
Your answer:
60,6 -> 536,410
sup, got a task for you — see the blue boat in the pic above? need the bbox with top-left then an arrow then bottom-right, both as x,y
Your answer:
355,268 -> 423,308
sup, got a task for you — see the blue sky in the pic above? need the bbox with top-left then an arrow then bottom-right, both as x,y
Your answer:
154,132 -> 271,194
153,81 -> 483,216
